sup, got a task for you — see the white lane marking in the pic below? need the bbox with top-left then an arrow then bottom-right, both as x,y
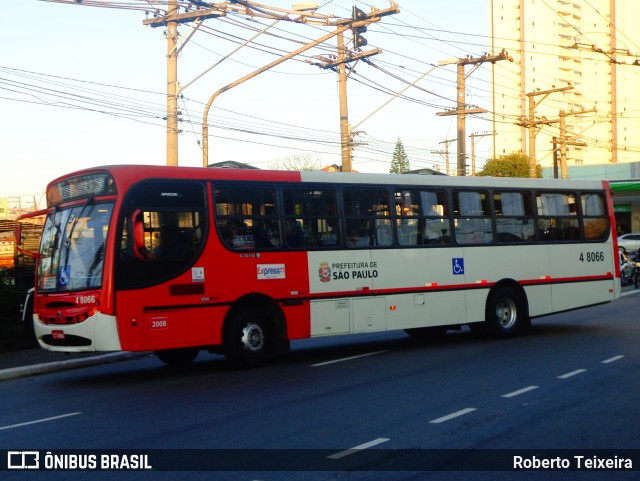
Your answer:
557,369 -> 587,379
429,408 -> 477,424
327,438 -> 390,460
620,290 -> 640,297
602,355 -> 624,364
0,412 -> 81,431
501,385 -> 539,398
312,351 -> 386,367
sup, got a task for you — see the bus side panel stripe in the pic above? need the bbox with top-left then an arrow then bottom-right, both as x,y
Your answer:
141,274 -> 614,311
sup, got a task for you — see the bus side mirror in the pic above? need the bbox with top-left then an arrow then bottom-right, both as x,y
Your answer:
14,212 -> 44,259
132,210 -> 148,260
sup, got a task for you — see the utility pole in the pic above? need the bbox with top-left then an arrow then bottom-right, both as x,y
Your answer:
49,0 -> 357,167
336,31 -> 352,173
437,50 -> 511,176
469,131 -> 495,175
311,4 -> 400,172
144,1 -> 347,166
570,41 -> 640,165
318,36 -> 381,172
144,2 -> 226,166
517,86 -> 573,178
552,136 -> 559,179
558,108 -> 596,179
165,0 -> 179,167
431,139 -> 455,175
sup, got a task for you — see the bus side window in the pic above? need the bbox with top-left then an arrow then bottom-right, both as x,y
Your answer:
215,185 -> 280,251
582,193 -> 609,241
537,192 -> 579,242
494,191 -> 534,243
124,209 -> 203,262
420,190 -> 450,245
283,187 -> 340,249
343,188 -> 390,248
454,191 -> 493,244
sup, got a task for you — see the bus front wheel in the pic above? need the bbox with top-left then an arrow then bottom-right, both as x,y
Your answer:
483,286 -> 529,338
223,306 -> 273,368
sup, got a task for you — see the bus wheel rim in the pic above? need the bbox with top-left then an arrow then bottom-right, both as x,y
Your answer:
241,323 -> 265,352
496,297 -> 517,329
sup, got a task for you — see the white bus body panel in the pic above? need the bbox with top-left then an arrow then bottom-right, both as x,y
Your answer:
307,239 -> 616,336
33,312 -> 122,352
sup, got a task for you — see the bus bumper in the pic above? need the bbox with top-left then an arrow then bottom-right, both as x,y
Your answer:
33,312 -> 122,352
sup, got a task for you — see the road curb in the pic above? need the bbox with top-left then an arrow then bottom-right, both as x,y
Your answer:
0,352 -> 151,382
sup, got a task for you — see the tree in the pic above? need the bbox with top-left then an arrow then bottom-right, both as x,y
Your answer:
390,138 -> 410,173
477,152 -> 542,178
271,155 -> 320,171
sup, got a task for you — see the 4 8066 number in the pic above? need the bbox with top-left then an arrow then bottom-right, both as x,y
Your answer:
579,251 -> 605,262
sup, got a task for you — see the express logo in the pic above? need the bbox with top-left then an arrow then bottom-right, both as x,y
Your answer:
318,262 -> 331,282
257,264 -> 286,280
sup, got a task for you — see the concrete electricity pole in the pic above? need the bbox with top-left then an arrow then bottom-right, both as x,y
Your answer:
558,108 -> 596,179
437,50 -> 511,176
430,139 -> 455,175
311,4 -> 400,172
165,0 -> 179,167
144,2 -> 225,166
517,86 -> 573,178
144,1 -> 346,167
469,131 -> 496,175
336,31 -> 352,173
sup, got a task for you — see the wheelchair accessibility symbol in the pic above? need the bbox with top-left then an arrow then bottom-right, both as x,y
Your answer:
452,258 -> 464,275
58,266 -> 71,287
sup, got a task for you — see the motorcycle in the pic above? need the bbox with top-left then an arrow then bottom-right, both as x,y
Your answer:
631,253 -> 640,289
621,260 -> 634,285
619,250 -> 639,287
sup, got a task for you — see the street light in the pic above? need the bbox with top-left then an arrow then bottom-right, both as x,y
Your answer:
202,23 -> 351,166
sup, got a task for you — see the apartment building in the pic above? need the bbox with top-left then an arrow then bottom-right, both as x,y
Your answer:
489,0 -> 640,175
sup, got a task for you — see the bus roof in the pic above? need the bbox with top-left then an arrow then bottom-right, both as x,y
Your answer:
47,164 -> 608,194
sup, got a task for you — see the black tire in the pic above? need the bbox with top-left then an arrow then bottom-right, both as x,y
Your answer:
484,286 -> 529,338
155,348 -> 199,367
635,271 -> 639,289
223,306 -> 273,368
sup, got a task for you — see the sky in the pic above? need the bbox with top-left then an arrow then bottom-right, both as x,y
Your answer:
1,0 -> 492,206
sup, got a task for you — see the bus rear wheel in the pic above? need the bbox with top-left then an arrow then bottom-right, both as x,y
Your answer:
223,306 -> 273,368
484,286 -> 529,338
155,347 -> 199,367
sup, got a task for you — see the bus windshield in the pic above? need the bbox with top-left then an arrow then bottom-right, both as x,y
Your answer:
37,201 -> 114,292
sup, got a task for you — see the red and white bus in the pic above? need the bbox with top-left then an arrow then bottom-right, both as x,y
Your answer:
30,165 -> 620,367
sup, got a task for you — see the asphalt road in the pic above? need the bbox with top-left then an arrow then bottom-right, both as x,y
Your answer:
2,290 -> 639,481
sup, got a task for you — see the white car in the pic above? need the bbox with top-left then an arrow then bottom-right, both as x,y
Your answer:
617,233 -> 640,253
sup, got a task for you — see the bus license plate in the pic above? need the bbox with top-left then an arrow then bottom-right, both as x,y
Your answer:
52,330 -> 65,340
